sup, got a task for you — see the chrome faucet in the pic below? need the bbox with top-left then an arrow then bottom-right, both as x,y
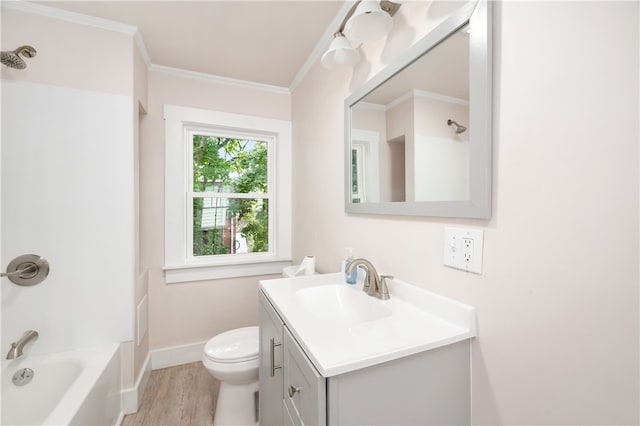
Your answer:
6,330 -> 39,360
345,258 -> 393,300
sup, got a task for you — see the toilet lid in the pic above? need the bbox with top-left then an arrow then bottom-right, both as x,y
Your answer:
204,326 -> 259,363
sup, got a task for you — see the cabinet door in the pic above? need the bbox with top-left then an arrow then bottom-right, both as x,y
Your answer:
259,293 -> 284,426
283,328 -> 326,426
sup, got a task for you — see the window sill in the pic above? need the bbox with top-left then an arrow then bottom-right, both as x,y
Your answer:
163,259 -> 292,284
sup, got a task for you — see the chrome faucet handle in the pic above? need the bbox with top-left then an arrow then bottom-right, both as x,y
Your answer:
378,275 -> 394,300
346,259 -> 387,298
0,264 -> 37,278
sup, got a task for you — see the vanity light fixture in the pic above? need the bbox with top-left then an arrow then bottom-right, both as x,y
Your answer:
344,1 -> 393,45
321,0 -> 401,70
322,32 -> 361,69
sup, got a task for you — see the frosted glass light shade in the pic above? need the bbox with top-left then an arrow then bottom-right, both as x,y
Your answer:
321,33 -> 360,69
344,1 -> 393,45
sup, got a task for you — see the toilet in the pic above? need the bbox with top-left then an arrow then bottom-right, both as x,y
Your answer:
202,326 -> 259,426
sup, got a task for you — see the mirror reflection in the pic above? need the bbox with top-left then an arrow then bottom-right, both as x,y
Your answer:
350,24 -> 470,204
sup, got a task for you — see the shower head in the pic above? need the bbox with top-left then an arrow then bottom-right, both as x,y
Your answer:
447,119 -> 467,134
1,45 -> 37,70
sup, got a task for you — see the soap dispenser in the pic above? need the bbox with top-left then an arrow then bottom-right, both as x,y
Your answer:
344,248 -> 357,284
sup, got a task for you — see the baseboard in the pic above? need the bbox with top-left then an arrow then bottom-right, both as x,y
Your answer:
151,340 -> 207,370
120,352 -> 152,416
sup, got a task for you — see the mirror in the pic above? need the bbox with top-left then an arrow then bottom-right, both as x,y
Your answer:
345,0 -> 491,218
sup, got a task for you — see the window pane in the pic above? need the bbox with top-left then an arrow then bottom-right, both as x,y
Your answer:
351,148 -> 361,203
193,135 -> 267,193
351,149 -> 359,193
193,197 -> 269,256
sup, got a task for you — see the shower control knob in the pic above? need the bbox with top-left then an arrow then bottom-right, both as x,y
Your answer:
2,254 -> 49,286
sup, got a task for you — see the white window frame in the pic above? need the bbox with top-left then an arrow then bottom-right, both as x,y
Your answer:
164,105 -> 291,283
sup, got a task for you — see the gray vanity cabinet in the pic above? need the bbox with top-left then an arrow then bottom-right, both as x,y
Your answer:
259,290 -> 471,425
259,294 -> 284,426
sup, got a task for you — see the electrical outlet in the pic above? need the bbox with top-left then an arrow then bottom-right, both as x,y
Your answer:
444,227 -> 484,274
463,238 -> 473,264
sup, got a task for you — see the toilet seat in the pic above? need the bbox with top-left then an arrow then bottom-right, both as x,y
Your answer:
204,326 -> 259,363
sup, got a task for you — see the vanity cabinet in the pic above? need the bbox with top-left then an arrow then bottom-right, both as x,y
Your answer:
258,289 -> 472,425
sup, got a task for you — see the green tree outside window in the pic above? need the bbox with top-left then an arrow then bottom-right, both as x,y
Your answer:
192,135 -> 268,256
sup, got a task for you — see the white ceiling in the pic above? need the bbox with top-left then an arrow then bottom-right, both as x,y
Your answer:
34,1 -> 345,88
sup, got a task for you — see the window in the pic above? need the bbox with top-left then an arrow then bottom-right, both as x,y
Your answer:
350,129 -> 380,204
351,145 -> 365,203
164,105 -> 291,283
190,132 -> 270,257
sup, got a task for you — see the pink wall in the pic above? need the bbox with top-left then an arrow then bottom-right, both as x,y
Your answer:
140,70 -> 290,350
292,1 -> 639,424
0,8 -> 132,94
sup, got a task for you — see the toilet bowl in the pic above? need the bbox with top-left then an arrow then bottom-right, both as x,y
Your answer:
202,326 -> 259,426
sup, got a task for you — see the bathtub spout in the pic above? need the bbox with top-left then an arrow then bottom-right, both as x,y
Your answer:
6,330 -> 38,359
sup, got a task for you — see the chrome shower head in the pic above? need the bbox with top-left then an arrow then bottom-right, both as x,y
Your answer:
1,45 -> 37,69
447,119 -> 467,134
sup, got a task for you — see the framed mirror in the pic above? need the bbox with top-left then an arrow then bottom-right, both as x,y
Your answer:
345,0 -> 491,218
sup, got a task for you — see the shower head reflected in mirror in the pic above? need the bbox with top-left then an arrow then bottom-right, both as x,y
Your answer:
447,119 -> 467,134
1,45 -> 37,69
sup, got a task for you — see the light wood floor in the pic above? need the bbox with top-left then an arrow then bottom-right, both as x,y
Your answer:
122,362 -> 219,426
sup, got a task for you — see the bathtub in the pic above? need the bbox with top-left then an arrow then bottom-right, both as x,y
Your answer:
1,344 -> 121,425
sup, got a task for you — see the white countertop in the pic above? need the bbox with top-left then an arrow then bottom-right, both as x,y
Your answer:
259,272 -> 476,377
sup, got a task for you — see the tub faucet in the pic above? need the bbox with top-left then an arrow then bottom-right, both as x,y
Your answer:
6,330 -> 39,360
345,258 -> 392,300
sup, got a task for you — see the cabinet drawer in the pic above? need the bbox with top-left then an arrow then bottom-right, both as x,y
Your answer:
283,327 -> 326,426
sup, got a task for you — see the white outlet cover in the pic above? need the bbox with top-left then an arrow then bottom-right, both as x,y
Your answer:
443,227 -> 484,274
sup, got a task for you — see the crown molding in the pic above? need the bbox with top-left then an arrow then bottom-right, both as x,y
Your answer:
150,64 -> 290,95
414,89 -> 469,106
387,89 -> 469,110
351,89 -> 468,113
133,30 -> 151,69
353,101 -> 386,111
2,1 -> 137,35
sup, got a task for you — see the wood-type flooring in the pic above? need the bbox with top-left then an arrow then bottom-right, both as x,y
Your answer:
122,362 -> 219,426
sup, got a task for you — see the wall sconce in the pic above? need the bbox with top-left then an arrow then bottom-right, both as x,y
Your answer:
321,0 -> 402,70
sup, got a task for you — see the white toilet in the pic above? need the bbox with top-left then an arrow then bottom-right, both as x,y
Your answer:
202,326 -> 259,426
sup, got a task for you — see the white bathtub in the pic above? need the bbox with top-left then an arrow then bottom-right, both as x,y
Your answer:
1,344 -> 121,425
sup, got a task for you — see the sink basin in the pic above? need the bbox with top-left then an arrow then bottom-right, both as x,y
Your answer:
296,284 -> 392,325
